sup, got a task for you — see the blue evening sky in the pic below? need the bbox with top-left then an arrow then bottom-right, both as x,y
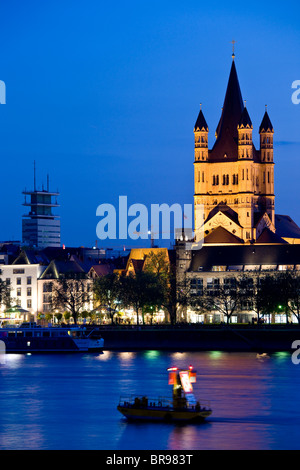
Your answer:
0,0 -> 300,249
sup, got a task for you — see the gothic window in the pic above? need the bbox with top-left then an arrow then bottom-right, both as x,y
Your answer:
232,174 -> 239,185
223,174 -> 229,185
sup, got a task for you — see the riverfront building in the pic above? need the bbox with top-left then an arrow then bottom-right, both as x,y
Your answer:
177,53 -> 300,324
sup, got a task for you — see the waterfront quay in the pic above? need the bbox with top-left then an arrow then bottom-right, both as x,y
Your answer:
94,323 -> 300,352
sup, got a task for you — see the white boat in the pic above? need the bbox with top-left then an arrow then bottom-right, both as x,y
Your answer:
0,322 -> 104,353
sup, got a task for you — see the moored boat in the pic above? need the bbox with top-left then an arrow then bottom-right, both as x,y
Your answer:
0,322 -> 104,353
117,366 -> 212,422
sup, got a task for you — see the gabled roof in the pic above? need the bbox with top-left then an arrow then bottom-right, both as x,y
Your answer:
12,249 -> 49,265
256,228 -> 288,244
204,203 -> 241,227
204,226 -> 244,244
39,259 -> 86,279
89,264 -> 114,277
130,259 -> 145,272
275,215 -> 300,239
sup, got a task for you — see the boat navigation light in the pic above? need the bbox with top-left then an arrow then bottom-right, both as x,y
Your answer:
167,367 -> 178,371
189,365 -> 193,370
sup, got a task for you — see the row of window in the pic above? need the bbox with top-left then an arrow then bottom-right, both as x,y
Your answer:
42,282 -> 92,293
190,277 -> 256,296
16,287 -> 32,296
199,170 -> 272,186
212,174 -> 239,186
6,276 -> 32,285
197,264 -> 296,273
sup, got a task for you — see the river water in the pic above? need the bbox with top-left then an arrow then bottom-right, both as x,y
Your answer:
0,350 -> 299,450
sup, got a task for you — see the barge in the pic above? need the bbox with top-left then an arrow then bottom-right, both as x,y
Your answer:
0,322 -> 104,353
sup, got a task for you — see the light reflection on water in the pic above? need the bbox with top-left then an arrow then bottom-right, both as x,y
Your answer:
0,350 -> 299,450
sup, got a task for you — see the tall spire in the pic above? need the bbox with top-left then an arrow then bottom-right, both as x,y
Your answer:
210,59 -> 244,160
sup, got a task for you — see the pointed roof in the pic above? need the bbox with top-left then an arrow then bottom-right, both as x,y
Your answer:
259,110 -> 274,133
89,264 -> 114,277
194,108 -> 208,132
204,226 -> 244,244
238,106 -> 253,129
275,215 -> 300,239
255,228 -> 287,244
39,259 -> 86,279
204,203 -> 241,227
209,59 -> 244,160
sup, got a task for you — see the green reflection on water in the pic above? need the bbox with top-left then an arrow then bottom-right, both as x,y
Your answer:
209,351 -> 223,359
144,350 -> 160,359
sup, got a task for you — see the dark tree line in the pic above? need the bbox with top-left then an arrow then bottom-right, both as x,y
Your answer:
38,258 -> 300,326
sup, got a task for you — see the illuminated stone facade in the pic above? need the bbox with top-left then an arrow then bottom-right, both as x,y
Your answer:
194,58 -> 275,243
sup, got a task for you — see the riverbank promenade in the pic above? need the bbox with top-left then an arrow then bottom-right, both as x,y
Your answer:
89,323 -> 300,352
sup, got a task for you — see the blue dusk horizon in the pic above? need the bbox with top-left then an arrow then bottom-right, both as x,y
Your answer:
0,0 -> 300,249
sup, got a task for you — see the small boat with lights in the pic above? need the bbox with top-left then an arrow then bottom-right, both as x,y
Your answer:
117,366 -> 212,422
0,322 -> 104,353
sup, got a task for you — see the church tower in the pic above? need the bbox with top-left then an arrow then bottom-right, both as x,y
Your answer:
194,54 -> 275,243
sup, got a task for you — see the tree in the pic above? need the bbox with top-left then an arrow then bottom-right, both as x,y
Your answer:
206,277 -> 240,324
51,278 -> 91,325
93,273 -> 121,324
143,250 -> 177,324
273,271 -> 300,323
119,271 -> 164,326
0,279 -> 12,310
192,276 -> 243,324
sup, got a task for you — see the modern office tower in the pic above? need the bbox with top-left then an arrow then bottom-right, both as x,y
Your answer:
22,164 -> 60,248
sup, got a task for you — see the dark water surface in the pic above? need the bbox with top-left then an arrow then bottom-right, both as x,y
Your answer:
0,350 -> 299,450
